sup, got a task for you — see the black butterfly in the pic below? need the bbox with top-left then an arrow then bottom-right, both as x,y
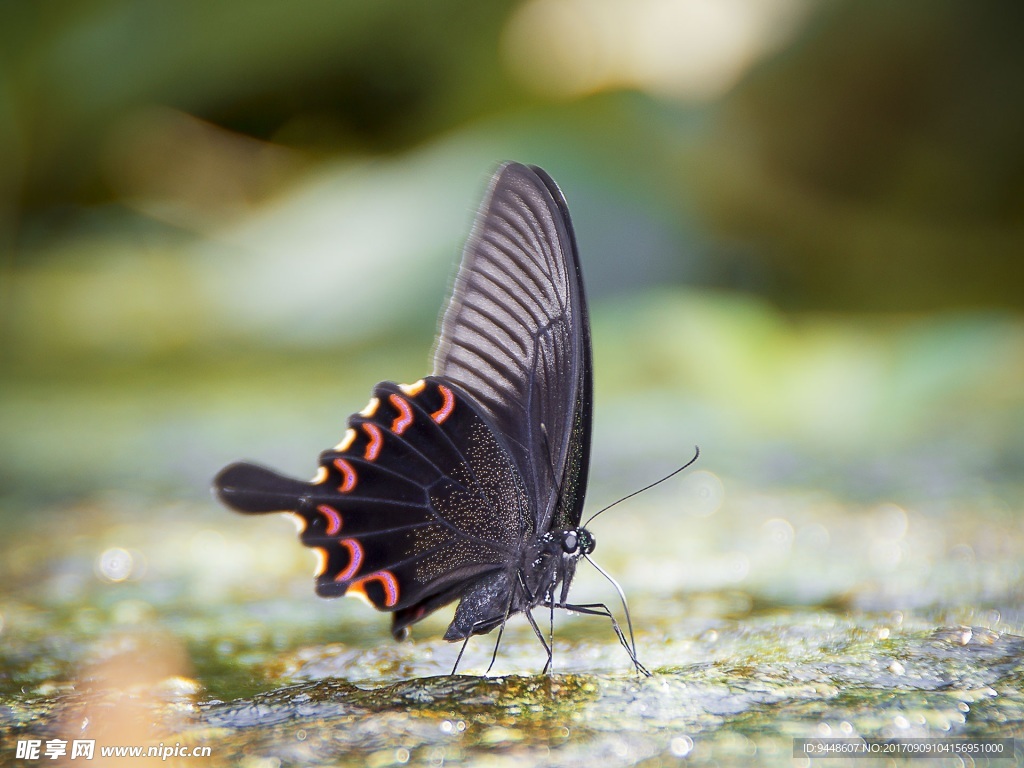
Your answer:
215,162 -> 646,674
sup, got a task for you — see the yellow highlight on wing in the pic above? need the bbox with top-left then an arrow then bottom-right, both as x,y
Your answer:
400,379 -> 426,396
334,428 -> 356,452
359,397 -> 380,417
312,546 -> 329,577
345,586 -> 374,608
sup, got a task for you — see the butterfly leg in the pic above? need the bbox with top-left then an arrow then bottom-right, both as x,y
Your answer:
484,575 -> 524,675
450,626 -> 509,679
523,608 -> 554,674
556,601 -> 651,677
547,596 -> 556,674
451,634 -> 473,676
514,570 -> 557,674
484,620 -> 508,676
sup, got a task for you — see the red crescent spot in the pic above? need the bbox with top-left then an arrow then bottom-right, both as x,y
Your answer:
332,458 -> 357,492
355,570 -> 400,608
362,423 -> 383,461
317,505 -> 343,536
389,394 -> 414,435
335,539 -> 363,581
431,385 -> 455,424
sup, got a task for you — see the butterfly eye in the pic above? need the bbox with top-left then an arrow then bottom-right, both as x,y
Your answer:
561,531 -> 579,553
579,530 -> 596,555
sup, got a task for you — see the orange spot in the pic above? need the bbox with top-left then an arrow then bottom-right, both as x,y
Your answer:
431,385 -> 455,424
389,394 -> 414,434
333,458 -> 357,492
362,423 -> 383,461
335,539 -> 363,581
353,570 -> 400,608
317,505 -> 343,536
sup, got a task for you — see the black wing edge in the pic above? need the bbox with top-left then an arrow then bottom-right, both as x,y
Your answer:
214,462 -> 308,514
528,163 -> 595,532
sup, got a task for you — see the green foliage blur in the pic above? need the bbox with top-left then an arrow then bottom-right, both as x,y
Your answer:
5,0 -> 1022,305
3,11 -> 1024,756
1,0 -> 1023,501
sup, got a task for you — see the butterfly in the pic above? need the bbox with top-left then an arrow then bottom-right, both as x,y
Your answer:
215,162 -> 646,674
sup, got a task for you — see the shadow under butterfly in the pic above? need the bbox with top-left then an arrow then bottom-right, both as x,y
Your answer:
215,162 -> 678,676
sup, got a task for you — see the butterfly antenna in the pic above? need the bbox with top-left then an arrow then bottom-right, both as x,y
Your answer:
584,553 -> 639,664
584,446 -> 700,528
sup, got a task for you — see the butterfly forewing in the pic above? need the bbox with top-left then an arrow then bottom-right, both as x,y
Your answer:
433,164 -> 593,533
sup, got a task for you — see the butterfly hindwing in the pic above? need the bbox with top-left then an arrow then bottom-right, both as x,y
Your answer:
216,376 -> 533,629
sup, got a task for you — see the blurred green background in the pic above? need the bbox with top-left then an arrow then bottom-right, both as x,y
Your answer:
2,0 -> 1022,506
4,0 -> 1022,496
3,1 -> 1024,762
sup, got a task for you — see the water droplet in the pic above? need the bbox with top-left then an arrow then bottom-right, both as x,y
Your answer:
680,470 -> 724,517
97,548 -> 134,582
670,736 -> 693,757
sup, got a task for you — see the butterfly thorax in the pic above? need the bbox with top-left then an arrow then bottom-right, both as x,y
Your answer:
521,527 -> 596,608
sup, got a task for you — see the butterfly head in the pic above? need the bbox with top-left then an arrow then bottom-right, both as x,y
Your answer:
560,528 -> 596,556
533,527 -> 596,610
